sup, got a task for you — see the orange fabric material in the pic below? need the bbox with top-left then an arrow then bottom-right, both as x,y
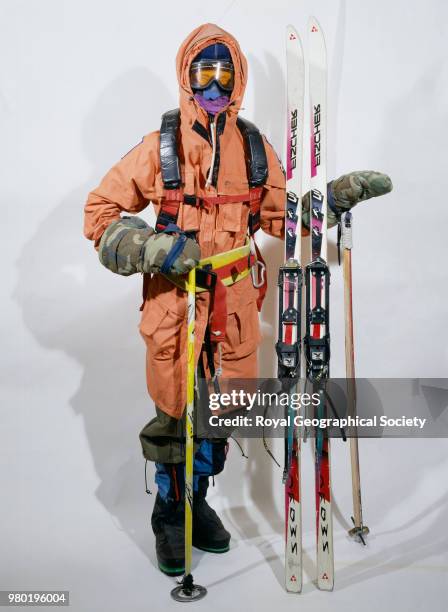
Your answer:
83,23 -> 307,418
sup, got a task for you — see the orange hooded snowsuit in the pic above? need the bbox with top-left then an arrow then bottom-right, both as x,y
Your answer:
84,23 -> 286,418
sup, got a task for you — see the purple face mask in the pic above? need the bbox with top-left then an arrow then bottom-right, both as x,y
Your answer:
194,93 -> 230,115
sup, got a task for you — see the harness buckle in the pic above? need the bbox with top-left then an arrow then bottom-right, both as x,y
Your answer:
196,264 -> 217,291
183,194 -> 198,206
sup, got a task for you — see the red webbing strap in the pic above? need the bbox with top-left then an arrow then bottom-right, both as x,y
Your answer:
249,187 -> 263,202
201,186 -> 263,209
155,189 -> 184,232
249,187 -> 263,235
163,189 -> 184,202
156,187 -> 263,235
213,253 -> 256,283
209,276 -> 227,343
201,192 -> 251,208
208,250 -> 261,343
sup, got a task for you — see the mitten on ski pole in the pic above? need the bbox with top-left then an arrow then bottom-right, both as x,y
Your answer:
98,216 -> 200,276
328,170 -> 393,226
301,171 -> 393,230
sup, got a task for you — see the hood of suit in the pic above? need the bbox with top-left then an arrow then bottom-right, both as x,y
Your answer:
176,23 -> 248,127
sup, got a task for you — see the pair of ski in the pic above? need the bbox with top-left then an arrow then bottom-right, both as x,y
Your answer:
279,19 -> 368,593
277,18 -> 332,593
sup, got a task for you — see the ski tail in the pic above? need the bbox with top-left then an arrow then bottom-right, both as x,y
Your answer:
315,395 -> 334,590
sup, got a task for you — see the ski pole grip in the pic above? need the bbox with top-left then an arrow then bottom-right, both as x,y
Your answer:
341,211 -> 353,250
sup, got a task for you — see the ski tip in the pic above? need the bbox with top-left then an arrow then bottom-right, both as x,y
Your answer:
286,25 -> 304,57
308,16 -> 327,55
309,16 -> 326,40
286,24 -> 300,44
309,16 -> 322,33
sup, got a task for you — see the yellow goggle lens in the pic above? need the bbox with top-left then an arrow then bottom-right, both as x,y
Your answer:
190,61 -> 234,91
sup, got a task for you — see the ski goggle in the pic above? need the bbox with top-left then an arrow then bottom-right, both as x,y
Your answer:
189,61 -> 234,92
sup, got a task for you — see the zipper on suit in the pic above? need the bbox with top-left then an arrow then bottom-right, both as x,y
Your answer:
206,116 -> 217,188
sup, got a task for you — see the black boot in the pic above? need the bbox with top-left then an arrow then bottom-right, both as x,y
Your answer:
193,477 -> 230,553
151,493 -> 185,576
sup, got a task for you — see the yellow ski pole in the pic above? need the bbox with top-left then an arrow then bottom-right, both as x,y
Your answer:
171,266 -> 207,602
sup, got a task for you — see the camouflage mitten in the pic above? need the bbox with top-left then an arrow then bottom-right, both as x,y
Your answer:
98,216 -> 153,275
302,171 -> 393,229
98,217 -> 200,276
138,229 -> 201,275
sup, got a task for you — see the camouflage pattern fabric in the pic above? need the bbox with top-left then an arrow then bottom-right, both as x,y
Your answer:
300,191 -> 312,231
139,406 -> 227,464
98,216 -> 153,275
138,232 -> 200,276
301,171 -> 393,229
98,216 -> 200,276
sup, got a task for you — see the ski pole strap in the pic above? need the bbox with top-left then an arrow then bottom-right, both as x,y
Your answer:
328,181 -> 343,265
326,181 -> 339,218
160,222 -> 183,234
159,224 -> 188,274
337,220 -> 342,266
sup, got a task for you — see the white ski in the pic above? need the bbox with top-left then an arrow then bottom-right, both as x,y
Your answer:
308,16 -> 334,591
282,23 -> 305,594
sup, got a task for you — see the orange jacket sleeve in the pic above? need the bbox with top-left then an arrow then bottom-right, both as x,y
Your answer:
84,132 -> 160,245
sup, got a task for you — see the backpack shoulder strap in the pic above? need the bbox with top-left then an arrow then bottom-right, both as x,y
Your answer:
236,117 -> 268,187
160,108 -> 181,189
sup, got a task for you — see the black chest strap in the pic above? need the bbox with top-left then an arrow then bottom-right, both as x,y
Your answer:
236,116 -> 268,187
159,109 -> 182,190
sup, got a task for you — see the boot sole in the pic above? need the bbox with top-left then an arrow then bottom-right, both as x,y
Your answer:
158,561 -> 185,577
193,542 -> 230,554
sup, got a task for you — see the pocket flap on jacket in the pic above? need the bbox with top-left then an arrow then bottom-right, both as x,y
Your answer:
139,298 -> 169,338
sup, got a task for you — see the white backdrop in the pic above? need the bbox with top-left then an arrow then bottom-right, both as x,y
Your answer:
1,1 -> 448,611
